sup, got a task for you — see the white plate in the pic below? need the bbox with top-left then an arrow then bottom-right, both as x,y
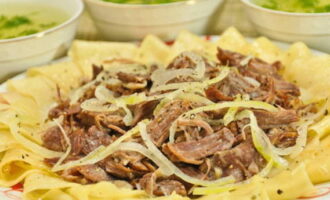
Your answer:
0,36 -> 329,200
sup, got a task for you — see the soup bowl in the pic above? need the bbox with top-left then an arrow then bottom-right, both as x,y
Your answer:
241,0 -> 330,53
0,0 -> 84,80
85,0 -> 224,41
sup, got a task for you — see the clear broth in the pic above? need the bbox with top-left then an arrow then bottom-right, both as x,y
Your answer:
0,3 -> 69,40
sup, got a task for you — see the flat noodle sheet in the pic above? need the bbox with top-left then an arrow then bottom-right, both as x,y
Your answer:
310,115 -> 330,139
0,148 -> 46,187
7,76 -> 57,119
170,30 -> 217,62
135,35 -> 171,67
0,27 -> 330,200
0,92 -> 42,126
282,44 -> 330,102
250,37 -> 284,63
69,40 -> 138,79
298,136 -> 330,184
0,129 -> 18,153
26,61 -> 83,97
23,172 -> 147,200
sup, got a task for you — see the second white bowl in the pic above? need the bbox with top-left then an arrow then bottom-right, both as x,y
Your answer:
85,0 -> 224,41
241,0 -> 330,53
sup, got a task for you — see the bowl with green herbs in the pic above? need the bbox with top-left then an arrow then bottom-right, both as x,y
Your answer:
241,0 -> 330,52
84,0 -> 224,41
0,0 -> 83,80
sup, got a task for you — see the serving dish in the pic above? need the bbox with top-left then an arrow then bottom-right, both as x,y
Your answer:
1,32 -> 330,200
84,0 -> 224,41
241,0 -> 330,53
0,0 -> 84,81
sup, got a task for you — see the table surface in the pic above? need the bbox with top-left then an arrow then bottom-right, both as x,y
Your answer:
76,0 -> 259,41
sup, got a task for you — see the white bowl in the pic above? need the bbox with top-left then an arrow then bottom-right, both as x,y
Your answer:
0,0 -> 84,80
241,0 -> 330,53
85,0 -> 224,41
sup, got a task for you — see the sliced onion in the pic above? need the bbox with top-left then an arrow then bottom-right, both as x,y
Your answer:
153,98 -> 170,116
150,67 -> 230,94
192,160 -> 273,195
52,120 -> 71,169
94,85 -> 149,125
120,93 -> 148,105
151,52 -> 206,88
96,63 -> 149,81
150,82 -> 202,94
204,67 -> 230,85
139,122 -> 235,186
52,124 -> 141,172
70,81 -> 96,104
168,120 -> 178,143
223,95 -> 243,126
240,55 -> 253,66
205,119 -> 224,126
169,100 -> 278,143
95,85 -> 116,103
104,78 -> 122,87
273,123 -> 308,157
237,110 -> 288,167
181,51 -> 206,79
176,93 -> 214,105
243,77 -> 261,88
117,142 -> 173,176
237,109 -> 309,158
117,100 -> 133,126
151,68 -> 195,88
80,98 -> 118,112
183,100 -> 277,117
123,81 -> 147,90
223,107 -> 238,126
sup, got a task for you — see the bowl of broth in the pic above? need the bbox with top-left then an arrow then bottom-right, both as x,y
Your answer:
0,0 -> 83,80
241,0 -> 330,53
84,0 -> 224,41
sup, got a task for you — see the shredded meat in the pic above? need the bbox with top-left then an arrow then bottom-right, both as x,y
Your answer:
102,157 -> 135,179
131,100 -> 159,126
217,48 -> 280,78
60,164 -> 110,183
177,119 -> 214,136
217,47 -> 300,108
167,52 -> 197,70
212,138 -> 265,181
154,180 -> 187,196
48,102 -> 81,119
76,111 -> 125,128
42,126 -> 66,152
253,109 -> 299,129
82,126 -> 114,154
41,51 -> 312,197
268,128 -> 298,148
139,173 -> 187,196
77,165 -> 111,182
205,71 -> 256,101
92,64 -> 103,80
163,128 -> 235,165
70,128 -> 85,155
147,100 -> 192,146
